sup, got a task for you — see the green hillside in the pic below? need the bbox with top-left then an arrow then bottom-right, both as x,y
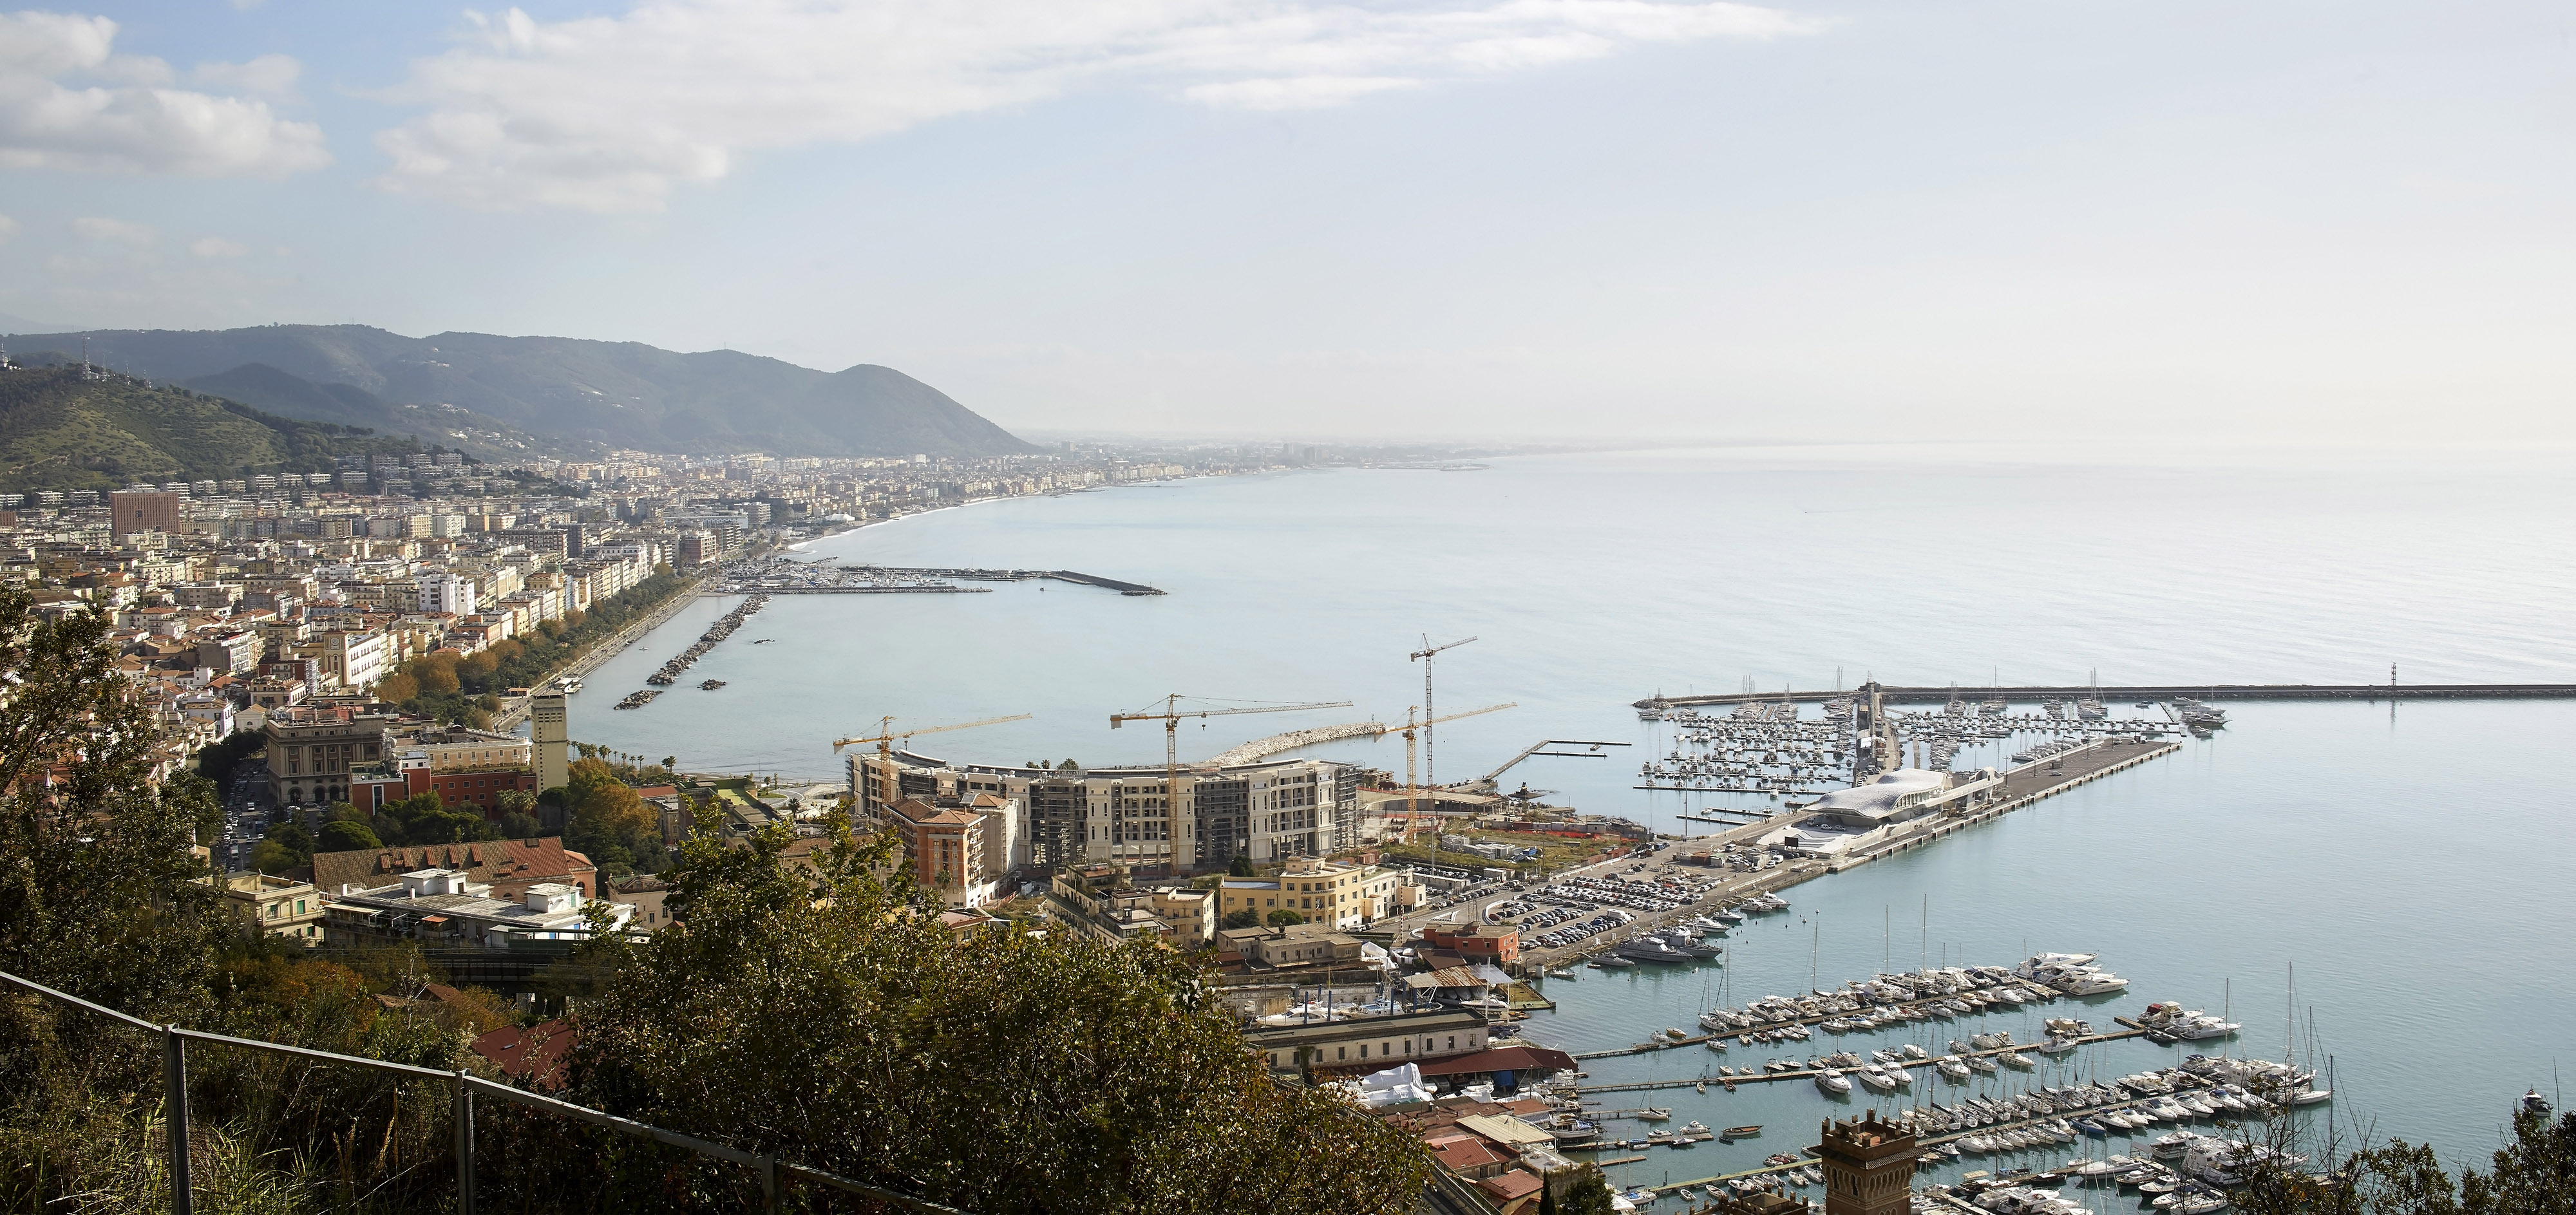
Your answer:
182,362 -> 554,462
0,364 -> 427,492
2,325 -> 1037,458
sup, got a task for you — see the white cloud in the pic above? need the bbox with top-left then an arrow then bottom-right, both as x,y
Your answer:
193,53 -> 303,102
372,0 -> 1818,212
190,236 -> 250,258
72,216 -> 156,245
0,11 -> 328,176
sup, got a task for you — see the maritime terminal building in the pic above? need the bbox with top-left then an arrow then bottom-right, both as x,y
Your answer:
1760,766 -> 2000,860
851,749 -> 1363,878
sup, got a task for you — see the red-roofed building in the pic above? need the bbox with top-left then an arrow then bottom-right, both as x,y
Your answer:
471,1021 -> 576,1090
312,838 -> 600,901
1424,1132 -> 1510,1180
1477,1169 -> 1545,1214
1420,922 -> 1520,965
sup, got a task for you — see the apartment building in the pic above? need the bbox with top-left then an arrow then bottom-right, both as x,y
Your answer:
853,749 -> 1362,878
1218,856 -> 1405,928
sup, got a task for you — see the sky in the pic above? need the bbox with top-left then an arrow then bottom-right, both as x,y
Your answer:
1,1 -> 2570,445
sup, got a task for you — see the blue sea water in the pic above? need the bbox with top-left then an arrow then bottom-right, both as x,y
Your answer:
576,445 -> 2576,1182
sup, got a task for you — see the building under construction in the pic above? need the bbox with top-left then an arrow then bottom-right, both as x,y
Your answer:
850,749 -> 1364,878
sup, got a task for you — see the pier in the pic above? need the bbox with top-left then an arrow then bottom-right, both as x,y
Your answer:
1636,682 -> 2576,710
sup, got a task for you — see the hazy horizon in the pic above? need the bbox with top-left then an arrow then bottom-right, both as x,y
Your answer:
3,1 -> 2568,447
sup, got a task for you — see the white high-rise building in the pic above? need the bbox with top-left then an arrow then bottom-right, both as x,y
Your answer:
417,572 -> 477,616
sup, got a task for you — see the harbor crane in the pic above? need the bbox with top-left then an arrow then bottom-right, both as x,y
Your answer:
1109,696 -> 1354,842
833,713 -> 1034,812
1394,701 -> 1515,839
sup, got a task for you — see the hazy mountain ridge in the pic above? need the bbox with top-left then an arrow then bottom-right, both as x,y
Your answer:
0,325 -> 1038,458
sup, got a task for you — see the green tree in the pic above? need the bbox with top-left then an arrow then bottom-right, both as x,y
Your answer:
375,791 -> 501,846
564,757 -> 661,872
0,585 -> 231,1020
316,819 -> 384,852
1557,1166 -> 1616,1215
569,816 -> 1429,1212
1228,851 -> 1255,877
1220,909 -> 1262,930
1266,909 -> 1305,928
2465,1109 -> 2576,1214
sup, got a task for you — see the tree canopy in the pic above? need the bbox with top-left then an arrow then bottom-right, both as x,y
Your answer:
569,815 -> 1429,1212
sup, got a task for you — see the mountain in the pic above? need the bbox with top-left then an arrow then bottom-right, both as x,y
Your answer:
0,364 -> 426,491
0,325 -> 1038,458
180,362 -> 552,463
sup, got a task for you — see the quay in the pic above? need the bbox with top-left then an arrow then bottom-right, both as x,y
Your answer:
1517,738 -> 2179,974
1636,682 -> 2576,710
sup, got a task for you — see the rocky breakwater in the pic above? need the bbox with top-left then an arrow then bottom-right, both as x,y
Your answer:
643,595 -> 770,687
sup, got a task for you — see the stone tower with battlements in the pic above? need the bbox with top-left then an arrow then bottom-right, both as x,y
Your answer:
1815,1109 -> 1915,1215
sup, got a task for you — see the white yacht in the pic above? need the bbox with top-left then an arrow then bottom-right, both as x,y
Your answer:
1815,1069 -> 1853,1095
2055,968 -> 2131,996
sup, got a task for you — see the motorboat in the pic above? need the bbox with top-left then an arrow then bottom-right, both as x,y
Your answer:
1938,1056 -> 1973,1081
1856,1067 -> 1898,1093
2150,1131 -> 2201,1161
1816,1069 -> 1854,1095
1589,956 -> 1635,969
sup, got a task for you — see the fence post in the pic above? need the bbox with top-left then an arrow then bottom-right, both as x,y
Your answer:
760,1154 -> 779,1213
164,1026 -> 191,1215
454,1069 -> 476,1215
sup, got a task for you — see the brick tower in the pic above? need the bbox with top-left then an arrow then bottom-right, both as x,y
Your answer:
1814,1110 -> 1916,1215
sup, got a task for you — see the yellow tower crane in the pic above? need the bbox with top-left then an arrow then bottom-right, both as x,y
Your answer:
832,713 -> 1034,816
1110,695 -> 1353,866
1392,702 -> 1515,840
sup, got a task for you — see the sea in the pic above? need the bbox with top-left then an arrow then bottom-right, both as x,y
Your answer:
571,444 -> 2576,1195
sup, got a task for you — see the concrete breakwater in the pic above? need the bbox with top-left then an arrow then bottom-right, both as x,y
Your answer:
1637,683 -> 2576,710
719,556 -> 1166,596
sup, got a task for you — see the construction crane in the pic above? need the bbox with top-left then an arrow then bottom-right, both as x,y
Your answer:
1473,739 -> 1633,792
1409,634 -> 1476,813
832,713 -> 1034,813
1394,701 -> 1514,840
1109,696 -> 1354,858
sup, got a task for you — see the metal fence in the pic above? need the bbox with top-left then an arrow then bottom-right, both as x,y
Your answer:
0,968 -> 967,1215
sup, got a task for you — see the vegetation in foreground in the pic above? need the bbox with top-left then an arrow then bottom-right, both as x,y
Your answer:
0,583 -> 1430,1212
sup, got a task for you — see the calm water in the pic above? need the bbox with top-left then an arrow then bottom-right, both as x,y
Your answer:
575,446 -> 2576,1179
